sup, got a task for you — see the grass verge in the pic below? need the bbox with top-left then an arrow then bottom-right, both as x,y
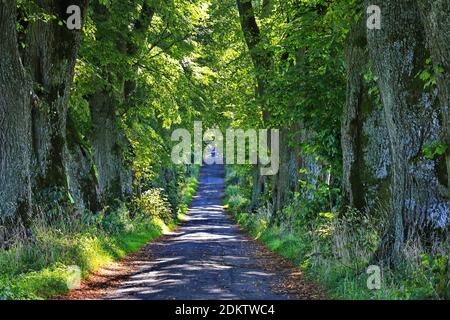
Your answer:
0,168 -> 199,300
225,183 -> 449,300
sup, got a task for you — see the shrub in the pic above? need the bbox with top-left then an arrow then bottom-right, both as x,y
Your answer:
134,188 -> 174,224
101,203 -> 135,234
225,167 -> 450,300
225,185 -> 249,213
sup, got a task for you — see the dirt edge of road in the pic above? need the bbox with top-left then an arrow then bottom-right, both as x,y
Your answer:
225,212 -> 328,300
58,165 -> 327,300
58,216 -> 327,300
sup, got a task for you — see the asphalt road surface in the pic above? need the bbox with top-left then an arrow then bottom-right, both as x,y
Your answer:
107,165 -> 296,300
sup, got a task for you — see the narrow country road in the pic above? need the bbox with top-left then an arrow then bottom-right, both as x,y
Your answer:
106,165 -> 308,300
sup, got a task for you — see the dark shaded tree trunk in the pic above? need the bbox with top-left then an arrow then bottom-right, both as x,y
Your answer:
0,1 -> 32,229
366,0 -> 448,264
341,19 -> 392,213
89,91 -> 131,204
1,0 -> 88,233
66,113 -> 101,212
236,0 -> 272,210
262,0 -> 273,18
124,1 -> 154,105
298,123 -> 323,200
250,165 -> 265,210
87,2 -> 154,205
121,2 -> 155,197
271,46 -> 305,217
23,0 -> 88,201
272,128 -> 301,215
418,0 -> 450,197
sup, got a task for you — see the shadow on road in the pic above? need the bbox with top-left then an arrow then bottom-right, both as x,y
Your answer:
107,165 -> 295,300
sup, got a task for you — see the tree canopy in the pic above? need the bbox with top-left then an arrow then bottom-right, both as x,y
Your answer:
0,0 -> 449,300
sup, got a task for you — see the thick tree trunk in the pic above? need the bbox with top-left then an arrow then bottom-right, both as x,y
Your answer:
250,166 -> 265,210
23,0 -> 88,198
1,0 -> 87,234
86,2 -> 154,206
0,1 -> 32,230
272,128 -> 302,217
124,2 -> 154,106
262,0 -> 273,18
271,45 -> 305,217
418,0 -> 450,197
89,91 -> 131,204
299,124 -> 322,200
272,129 -> 290,215
66,113 -> 101,212
342,19 -> 392,212
366,0 -> 448,264
120,2 -> 155,198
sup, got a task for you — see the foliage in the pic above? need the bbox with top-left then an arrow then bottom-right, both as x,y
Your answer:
0,206 -> 159,299
134,188 -> 174,225
2,0 -> 448,301
177,166 -> 201,216
225,176 -> 449,300
0,170 -> 199,300
423,141 -> 448,160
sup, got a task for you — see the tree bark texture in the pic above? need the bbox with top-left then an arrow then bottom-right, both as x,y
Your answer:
0,1 -> 32,229
366,0 -> 449,263
342,19 -> 392,213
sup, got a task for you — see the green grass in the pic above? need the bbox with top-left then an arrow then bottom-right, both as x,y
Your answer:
177,167 -> 200,218
225,185 -> 448,300
0,222 -> 162,300
0,169 -> 200,300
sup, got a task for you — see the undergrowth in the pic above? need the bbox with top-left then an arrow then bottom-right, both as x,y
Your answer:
224,172 -> 449,300
0,167 -> 199,300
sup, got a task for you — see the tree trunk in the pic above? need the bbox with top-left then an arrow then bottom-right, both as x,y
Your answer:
342,19 -> 392,213
1,0 -> 88,233
366,0 -> 448,264
272,129 -> 289,215
418,0 -> 450,197
0,1 -> 32,229
271,45 -> 305,217
236,0 -> 272,210
89,91 -> 131,204
66,113 -> 101,212
250,165 -> 265,210
272,128 -> 302,218
23,0 -> 88,199
87,2 -> 154,205
299,123 -> 322,200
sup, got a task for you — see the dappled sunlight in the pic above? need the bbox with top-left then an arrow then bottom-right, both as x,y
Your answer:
107,165 -> 296,300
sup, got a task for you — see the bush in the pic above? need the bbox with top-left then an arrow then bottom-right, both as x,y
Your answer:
0,202 -> 165,300
178,168 -> 200,216
225,168 -> 450,300
225,185 -> 249,213
0,198 -> 174,299
0,163 -> 200,300
101,203 -> 136,234
133,188 -> 174,225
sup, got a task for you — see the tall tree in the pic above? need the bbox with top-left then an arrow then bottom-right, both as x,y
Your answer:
24,0 -> 89,206
418,0 -> 450,197
0,0 -> 88,229
341,18 -> 392,213
85,1 -> 154,204
0,1 -> 32,228
236,0 -> 272,209
366,0 -> 448,264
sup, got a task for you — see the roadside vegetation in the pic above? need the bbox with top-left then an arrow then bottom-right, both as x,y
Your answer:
0,0 -> 448,301
225,168 -> 449,300
0,167 -> 199,300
